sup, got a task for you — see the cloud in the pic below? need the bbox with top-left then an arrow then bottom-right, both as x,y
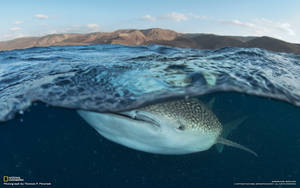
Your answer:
142,14 -> 156,22
35,14 -> 49,19
53,24 -> 101,34
219,18 -> 296,38
87,24 -> 100,29
161,12 -> 188,22
254,18 -> 295,36
141,12 -> 187,22
3,33 -> 25,40
220,19 -> 256,29
14,21 -> 23,25
3,34 -> 14,39
87,24 -> 101,32
190,13 -> 296,40
1,23 -> 102,41
10,27 -> 21,31
188,13 -> 208,20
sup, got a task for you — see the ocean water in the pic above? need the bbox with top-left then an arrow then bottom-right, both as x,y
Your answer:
0,44 -> 299,187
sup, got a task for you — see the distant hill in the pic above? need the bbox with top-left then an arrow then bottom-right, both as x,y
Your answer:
1,28 -> 300,54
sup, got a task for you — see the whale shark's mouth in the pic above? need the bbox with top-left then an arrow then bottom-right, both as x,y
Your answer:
113,111 -> 161,128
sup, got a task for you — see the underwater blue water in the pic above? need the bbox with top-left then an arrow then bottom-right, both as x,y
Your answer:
0,44 -> 299,187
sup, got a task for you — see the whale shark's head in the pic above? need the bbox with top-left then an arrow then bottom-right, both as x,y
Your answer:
136,99 -> 223,151
78,99 -> 223,154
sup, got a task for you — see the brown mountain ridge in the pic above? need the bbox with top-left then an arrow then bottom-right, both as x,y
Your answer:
1,28 -> 300,54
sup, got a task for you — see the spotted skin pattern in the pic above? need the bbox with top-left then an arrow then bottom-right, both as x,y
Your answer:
140,99 -> 222,134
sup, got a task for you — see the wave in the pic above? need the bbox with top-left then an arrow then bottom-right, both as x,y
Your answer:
0,44 -> 299,121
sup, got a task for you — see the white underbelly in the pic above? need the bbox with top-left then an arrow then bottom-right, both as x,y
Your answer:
77,110 -> 217,154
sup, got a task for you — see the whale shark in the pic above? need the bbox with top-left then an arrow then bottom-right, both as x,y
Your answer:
78,98 -> 257,156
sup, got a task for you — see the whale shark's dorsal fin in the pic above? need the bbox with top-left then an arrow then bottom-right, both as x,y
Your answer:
217,137 -> 258,157
206,98 -> 215,110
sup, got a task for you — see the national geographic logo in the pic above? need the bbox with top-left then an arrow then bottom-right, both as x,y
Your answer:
2,176 -> 24,182
3,176 -> 9,183
1,176 -> 52,186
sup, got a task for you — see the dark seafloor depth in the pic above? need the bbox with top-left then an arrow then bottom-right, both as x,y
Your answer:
0,44 -> 299,187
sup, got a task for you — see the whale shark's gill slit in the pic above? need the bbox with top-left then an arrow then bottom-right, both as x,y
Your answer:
115,112 -> 160,128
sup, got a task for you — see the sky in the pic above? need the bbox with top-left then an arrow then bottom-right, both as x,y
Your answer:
1,0 -> 300,43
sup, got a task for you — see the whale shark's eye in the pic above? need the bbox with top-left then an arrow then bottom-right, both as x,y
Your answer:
178,124 -> 185,130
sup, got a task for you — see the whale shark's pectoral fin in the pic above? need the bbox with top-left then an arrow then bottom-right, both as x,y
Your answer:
216,137 -> 257,157
216,116 -> 248,153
